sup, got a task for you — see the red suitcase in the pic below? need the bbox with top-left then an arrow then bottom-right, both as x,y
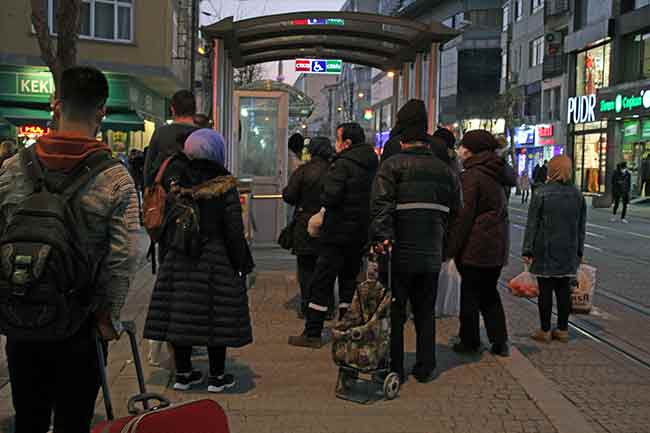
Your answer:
92,321 -> 230,433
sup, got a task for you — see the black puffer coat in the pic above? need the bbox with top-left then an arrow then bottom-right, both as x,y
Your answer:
320,144 -> 379,247
370,146 -> 461,273
144,154 -> 253,347
282,155 -> 330,256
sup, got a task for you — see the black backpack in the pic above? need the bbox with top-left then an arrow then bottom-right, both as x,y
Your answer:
0,147 -> 119,341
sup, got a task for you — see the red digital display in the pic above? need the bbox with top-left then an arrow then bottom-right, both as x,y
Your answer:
19,125 -> 49,136
537,125 -> 554,137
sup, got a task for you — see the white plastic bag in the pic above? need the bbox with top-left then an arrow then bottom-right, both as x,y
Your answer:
308,207 -> 325,238
572,264 -> 596,314
436,260 -> 461,317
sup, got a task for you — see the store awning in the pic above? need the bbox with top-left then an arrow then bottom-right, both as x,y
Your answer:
0,107 -> 52,127
102,112 -> 145,132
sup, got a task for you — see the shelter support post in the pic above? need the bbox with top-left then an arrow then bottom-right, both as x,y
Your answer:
391,70 -> 399,126
415,53 -> 422,100
427,43 -> 439,133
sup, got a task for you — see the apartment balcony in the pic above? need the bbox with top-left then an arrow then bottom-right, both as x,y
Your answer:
543,54 -> 566,79
545,0 -> 570,17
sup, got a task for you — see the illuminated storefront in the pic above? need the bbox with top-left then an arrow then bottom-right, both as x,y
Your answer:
512,124 -> 565,177
568,42 -> 611,194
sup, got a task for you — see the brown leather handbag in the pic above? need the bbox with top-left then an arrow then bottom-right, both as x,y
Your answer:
143,157 -> 173,241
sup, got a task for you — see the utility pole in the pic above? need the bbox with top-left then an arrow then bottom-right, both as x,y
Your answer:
189,0 -> 198,90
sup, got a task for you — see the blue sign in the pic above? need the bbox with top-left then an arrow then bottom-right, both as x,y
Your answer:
307,18 -> 327,25
311,60 -> 327,73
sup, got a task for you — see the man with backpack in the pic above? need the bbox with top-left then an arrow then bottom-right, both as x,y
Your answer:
0,66 -> 139,433
612,161 -> 632,223
143,90 -> 198,188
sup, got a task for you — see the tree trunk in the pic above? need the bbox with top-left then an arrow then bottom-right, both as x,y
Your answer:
30,0 -> 82,99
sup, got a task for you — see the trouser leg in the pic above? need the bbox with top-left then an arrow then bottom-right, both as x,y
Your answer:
613,195 -> 620,215
553,278 -> 571,331
537,278 -> 554,332
7,339 -> 55,433
478,267 -> 508,345
305,247 -> 344,337
622,193 -> 629,219
208,346 -> 227,377
338,246 -> 363,309
173,345 -> 193,373
53,323 -> 104,433
410,273 -> 437,371
457,266 -> 481,348
297,255 -> 317,312
390,273 -> 409,378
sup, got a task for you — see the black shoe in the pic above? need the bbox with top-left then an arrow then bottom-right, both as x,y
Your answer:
490,343 -> 510,357
173,369 -> 204,391
208,374 -> 236,393
452,341 -> 481,355
288,332 -> 325,348
412,363 -> 437,383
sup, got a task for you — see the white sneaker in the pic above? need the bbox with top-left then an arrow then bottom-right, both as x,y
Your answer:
622,219 -> 629,224
610,217 -> 617,222
173,369 -> 205,391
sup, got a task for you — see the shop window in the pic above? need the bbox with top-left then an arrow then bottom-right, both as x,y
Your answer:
622,32 -> 650,82
532,0 -> 544,14
515,0 -> 523,21
576,43 -> 611,96
574,129 -> 608,193
530,36 -> 544,67
49,0 -> 133,42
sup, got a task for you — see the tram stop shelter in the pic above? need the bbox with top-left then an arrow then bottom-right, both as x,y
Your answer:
202,12 -> 456,242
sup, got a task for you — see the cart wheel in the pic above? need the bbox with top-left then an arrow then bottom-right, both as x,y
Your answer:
383,373 -> 400,400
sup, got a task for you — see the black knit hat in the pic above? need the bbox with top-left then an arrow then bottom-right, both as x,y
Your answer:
400,124 -> 429,144
433,127 -> 456,149
459,129 -> 499,154
288,133 -> 304,157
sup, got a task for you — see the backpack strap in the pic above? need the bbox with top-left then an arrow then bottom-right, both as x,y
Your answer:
20,146 -> 46,192
154,157 -> 173,186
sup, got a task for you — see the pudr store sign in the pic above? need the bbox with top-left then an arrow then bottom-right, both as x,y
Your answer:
568,85 -> 650,124
567,94 -> 597,124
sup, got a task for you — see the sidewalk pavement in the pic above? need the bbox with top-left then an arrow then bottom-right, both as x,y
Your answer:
0,241 -> 600,433
586,196 -> 650,222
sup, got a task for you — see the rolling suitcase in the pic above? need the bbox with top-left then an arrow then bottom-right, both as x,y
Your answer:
92,321 -> 230,433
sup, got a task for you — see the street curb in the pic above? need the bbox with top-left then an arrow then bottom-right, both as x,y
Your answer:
497,347 -> 597,433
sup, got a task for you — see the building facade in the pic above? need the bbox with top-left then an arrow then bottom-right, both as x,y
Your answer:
0,0 -> 194,152
503,0 -> 650,201
293,73 -> 339,138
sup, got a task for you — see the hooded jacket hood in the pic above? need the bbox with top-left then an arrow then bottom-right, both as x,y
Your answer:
338,143 -> 379,171
36,133 -> 111,172
390,99 -> 428,138
464,151 -> 517,187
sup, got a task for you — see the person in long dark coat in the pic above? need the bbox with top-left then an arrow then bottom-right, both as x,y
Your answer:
282,137 -> 334,317
144,129 -> 253,393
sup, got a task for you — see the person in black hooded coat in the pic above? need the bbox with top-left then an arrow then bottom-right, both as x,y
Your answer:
144,129 -> 253,394
282,137 -> 334,316
381,99 -> 449,164
288,123 -> 379,348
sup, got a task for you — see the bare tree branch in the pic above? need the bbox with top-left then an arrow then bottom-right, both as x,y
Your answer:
30,0 -> 56,71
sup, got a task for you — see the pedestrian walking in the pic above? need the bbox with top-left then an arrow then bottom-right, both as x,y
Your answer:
143,89 -> 198,188
381,99 -> 448,164
144,128 -> 254,393
370,123 -> 461,383
282,137 -> 335,318
523,155 -> 586,343
519,171 -> 531,204
611,162 -> 632,223
446,130 -> 515,357
288,123 -> 378,348
532,160 -> 548,194
0,66 -> 139,433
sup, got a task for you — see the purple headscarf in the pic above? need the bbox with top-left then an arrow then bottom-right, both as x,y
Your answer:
184,128 -> 225,165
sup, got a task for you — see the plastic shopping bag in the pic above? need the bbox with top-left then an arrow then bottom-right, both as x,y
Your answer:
508,265 -> 539,298
571,264 -> 596,314
308,207 -> 325,238
436,260 -> 461,317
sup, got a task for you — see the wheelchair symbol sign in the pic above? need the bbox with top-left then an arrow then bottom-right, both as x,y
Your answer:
311,61 -> 326,73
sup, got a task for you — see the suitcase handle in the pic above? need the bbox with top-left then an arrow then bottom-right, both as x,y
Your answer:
127,392 -> 172,415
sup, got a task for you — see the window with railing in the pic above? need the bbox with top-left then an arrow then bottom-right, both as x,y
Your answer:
503,4 -> 510,31
515,0 -> 524,21
530,37 -> 545,67
47,0 -> 133,43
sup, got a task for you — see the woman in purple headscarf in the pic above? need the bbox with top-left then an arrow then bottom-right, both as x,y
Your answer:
144,128 -> 254,393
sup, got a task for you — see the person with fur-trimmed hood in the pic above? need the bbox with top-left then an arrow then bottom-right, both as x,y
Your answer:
144,128 -> 254,394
